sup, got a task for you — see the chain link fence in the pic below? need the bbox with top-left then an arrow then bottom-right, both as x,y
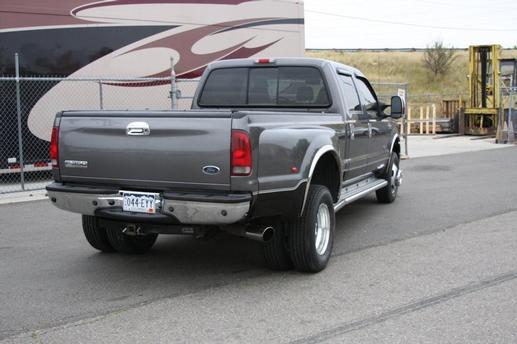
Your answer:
1,76 -> 173,194
175,80 -> 200,109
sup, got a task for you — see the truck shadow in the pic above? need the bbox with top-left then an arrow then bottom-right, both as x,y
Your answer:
82,232 -> 266,275
61,234 -> 269,310
78,195 -> 380,278
57,194 -> 386,309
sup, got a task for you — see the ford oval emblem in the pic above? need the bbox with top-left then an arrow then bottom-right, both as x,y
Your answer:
202,165 -> 221,175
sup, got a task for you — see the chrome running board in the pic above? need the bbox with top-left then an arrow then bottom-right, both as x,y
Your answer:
334,177 -> 388,212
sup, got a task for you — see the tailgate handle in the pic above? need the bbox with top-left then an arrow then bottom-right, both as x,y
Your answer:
126,122 -> 150,136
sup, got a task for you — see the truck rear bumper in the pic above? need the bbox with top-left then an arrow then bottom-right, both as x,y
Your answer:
46,183 -> 251,225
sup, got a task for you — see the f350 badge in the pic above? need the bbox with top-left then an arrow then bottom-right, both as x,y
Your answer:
64,160 -> 88,168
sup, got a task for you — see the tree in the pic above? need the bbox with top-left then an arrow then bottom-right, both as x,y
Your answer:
423,40 -> 457,77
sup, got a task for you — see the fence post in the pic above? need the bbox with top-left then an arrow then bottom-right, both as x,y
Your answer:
98,81 -> 104,110
420,107 -> 424,134
509,85 -> 515,143
15,53 -> 25,191
170,57 -> 178,110
425,106 -> 430,134
432,104 -> 436,135
404,83 -> 409,157
407,106 -> 412,135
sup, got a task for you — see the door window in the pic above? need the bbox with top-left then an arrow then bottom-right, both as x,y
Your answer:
355,77 -> 379,119
339,74 -> 363,120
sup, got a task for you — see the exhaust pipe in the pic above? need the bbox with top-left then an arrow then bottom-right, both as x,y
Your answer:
222,225 -> 275,242
243,226 -> 275,242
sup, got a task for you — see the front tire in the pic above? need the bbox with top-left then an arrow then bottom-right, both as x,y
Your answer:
105,223 -> 158,254
82,215 -> 116,253
288,185 -> 335,273
376,152 -> 400,203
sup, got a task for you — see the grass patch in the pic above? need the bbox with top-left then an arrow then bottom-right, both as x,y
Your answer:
306,49 -> 517,106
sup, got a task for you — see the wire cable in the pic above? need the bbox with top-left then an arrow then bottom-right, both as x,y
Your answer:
305,8 -> 517,32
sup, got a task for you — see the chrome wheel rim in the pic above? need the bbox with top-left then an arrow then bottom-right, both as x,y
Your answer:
390,162 -> 399,195
315,203 -> 331,255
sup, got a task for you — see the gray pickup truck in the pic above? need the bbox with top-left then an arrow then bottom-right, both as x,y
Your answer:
47,58 -> 404,272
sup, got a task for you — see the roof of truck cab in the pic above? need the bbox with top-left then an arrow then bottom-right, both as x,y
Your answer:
205,57 -> 365,78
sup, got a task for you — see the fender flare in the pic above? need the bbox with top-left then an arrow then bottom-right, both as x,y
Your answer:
300,145 -> 341,216
384,134 -> 401,176
390,133 -> 400,155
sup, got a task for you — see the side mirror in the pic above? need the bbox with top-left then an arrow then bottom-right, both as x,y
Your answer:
390,96 -> 405,119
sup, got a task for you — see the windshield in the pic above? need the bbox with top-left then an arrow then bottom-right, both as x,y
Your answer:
198,66 -> 331,108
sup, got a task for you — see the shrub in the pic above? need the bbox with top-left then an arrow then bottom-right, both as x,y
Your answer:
423,41 -> 457,77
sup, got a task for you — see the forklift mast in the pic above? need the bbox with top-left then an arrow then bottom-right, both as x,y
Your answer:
469,45 -> 500,109
463,45 -> 501,135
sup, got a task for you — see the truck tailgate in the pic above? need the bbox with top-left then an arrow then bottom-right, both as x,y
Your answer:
58,111 -> 232,190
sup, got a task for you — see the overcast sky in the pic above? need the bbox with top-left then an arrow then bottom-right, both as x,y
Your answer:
304,0 -> 517,49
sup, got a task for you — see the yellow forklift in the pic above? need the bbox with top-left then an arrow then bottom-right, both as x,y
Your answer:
462,45 -> 501,135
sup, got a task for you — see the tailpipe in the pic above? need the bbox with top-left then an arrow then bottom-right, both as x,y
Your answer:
244,226 -> 275,242
223,225 -> 275,242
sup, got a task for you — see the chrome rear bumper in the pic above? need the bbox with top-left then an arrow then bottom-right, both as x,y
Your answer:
46,183 -> 250,225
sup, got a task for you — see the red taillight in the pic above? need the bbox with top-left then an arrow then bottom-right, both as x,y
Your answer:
50,126 -> 59,167
231,130 -> 252,176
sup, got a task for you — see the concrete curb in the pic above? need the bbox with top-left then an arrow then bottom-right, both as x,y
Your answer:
0,190 -> 48,205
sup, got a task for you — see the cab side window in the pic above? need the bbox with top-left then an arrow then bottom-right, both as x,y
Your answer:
339,74 -> 364,120
355,77 -> 379,119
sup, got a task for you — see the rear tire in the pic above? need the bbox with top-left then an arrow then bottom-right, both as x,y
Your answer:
263,221 -> 292,271
82,215 -> 116,253
376,152 -> 400,204
105,223 -> 158,254
288,185 -> 335,273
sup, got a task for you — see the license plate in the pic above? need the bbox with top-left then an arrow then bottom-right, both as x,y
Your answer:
122,191 -> 157,214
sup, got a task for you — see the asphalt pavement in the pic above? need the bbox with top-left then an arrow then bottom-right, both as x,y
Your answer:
1,146 -> 517,343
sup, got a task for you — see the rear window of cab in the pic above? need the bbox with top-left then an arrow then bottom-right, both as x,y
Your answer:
198,66 -> 331,108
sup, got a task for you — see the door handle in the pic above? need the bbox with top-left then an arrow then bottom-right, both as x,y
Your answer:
126,122 -> 150,136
